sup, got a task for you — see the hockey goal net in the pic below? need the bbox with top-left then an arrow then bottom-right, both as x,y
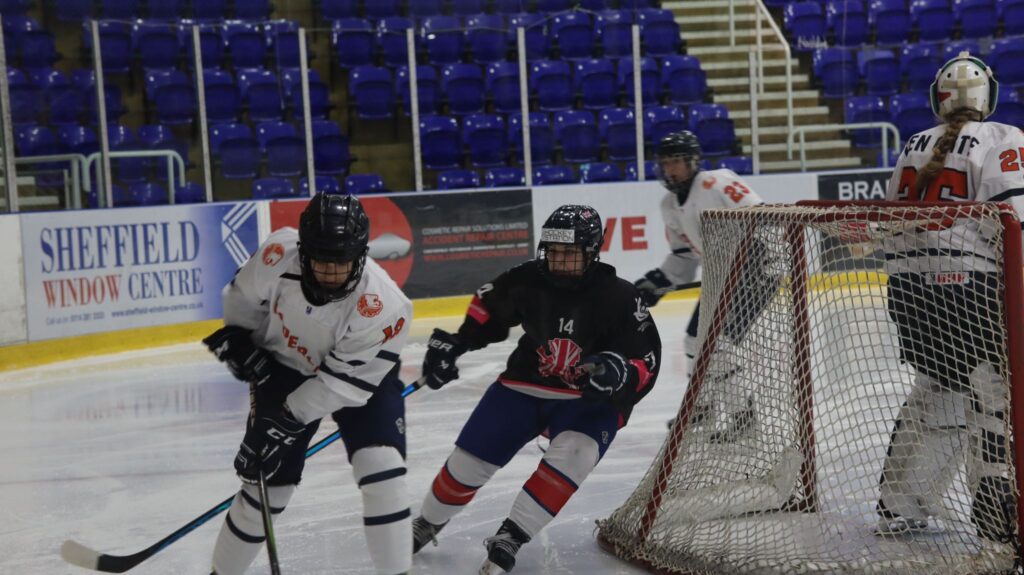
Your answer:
598,201 -> 1024,574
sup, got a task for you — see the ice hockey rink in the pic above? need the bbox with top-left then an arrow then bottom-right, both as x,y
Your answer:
0,299 -> 698,574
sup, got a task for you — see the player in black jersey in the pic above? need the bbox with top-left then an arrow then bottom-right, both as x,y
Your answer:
410,205 -> 662,574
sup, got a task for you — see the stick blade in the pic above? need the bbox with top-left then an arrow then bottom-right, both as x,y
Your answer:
61,539 -> 101,570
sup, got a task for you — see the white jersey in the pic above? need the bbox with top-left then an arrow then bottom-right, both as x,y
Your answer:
222,227 -> 413,425
657,168 -> 765,285
884,120 -> 1024,274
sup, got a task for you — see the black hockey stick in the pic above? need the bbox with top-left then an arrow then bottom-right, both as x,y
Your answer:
60,378 -> 425,573
257,470 -> 282,575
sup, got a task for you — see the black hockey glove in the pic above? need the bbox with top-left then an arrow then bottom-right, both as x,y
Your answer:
203,325 -> 276,386
422,328 -> 467,390
634,269 -> 674,308
234,406 -> 305,484
580,352 -> 637,402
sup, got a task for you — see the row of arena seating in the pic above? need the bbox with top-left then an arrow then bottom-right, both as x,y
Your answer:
329,9 -> 682,68
317,0 -> 662,20
784,0 -> 1024,47
349,56 -> 706,119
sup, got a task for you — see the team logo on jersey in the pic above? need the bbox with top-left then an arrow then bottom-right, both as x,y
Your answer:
358,294 -> 384,317
633,297 -> 650,322
262,243 -> 285,266
396,417 -> 405,435
536,338 -> 585,386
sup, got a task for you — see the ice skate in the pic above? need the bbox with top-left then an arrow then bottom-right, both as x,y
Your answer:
478,519 -> 530,574
412,516 -> 447,553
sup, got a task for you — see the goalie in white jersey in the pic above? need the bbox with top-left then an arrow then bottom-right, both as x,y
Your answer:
877,52 -> 1024,541
202,193 -> 414,574
634,131 -> 768,441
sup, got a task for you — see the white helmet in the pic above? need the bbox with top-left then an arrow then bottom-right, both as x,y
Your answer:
930,51 -> 999,120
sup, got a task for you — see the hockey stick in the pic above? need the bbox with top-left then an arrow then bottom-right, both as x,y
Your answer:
60,378 -> 425,573
257,470 -> 282,575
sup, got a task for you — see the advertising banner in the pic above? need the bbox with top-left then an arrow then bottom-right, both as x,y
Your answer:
20,202 -> 259,341
269,190 -> 533,298
817,168 -> 892,201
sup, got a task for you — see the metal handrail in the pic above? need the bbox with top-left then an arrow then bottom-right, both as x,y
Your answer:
752,0 -> 794,137
83,150 -> 187,202
14,153 -> 87,208
787,122 -> 901,172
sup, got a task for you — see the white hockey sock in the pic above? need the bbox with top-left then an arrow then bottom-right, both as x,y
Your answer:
509,431 -> 599,537
352,446 -> 411,575
211,483 -> 295,575
420,447 -> 499,527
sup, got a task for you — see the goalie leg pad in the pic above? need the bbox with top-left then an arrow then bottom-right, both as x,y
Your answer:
421,447 -> 500,527
965,363 -> 1015,543
352,446 -> 411,575
509,431 -> 600,537
211,483 -> 296,575
878,374 -> 966,522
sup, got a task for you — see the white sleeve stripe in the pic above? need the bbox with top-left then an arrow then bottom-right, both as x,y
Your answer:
320,363 -> 378,393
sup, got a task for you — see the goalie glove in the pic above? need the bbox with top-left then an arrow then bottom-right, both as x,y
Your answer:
580,352 -> 637,403
202,325 -> 277,386
634,269 -> 675,307
422,328 -> 467,390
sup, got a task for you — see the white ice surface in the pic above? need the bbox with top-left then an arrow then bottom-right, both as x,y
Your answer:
0,300 -> 696,574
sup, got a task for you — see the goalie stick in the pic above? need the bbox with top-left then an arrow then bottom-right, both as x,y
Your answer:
60,377 -> 426,573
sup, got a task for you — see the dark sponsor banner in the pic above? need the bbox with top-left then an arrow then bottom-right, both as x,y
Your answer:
817,169 -> 891,201
269,190 -> 533,298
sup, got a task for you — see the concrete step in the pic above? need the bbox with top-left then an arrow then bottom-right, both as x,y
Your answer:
759,156 -> 863,172
728,105 -> 830,121
686,44 -> 789,63
715,89 -> 820,109
707,74 -> 811,93
736,125 -> 844,143
677,13 -> 760,31
665,0 -> 759,17
701,57 -> 799,73
743,138 -> 851,155
684,27 -> 782,47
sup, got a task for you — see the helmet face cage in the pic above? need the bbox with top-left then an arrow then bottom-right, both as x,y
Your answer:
930,51 -> 999,120
655,131 -> 702,196
536,205 -> 604,289
298,194 -> 370,305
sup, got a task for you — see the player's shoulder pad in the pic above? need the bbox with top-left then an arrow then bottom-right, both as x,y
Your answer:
253,227 -> 299,270
981,121 -> 1024,145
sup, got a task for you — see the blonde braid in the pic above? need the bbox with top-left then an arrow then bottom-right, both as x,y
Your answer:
914,107 -> 980,195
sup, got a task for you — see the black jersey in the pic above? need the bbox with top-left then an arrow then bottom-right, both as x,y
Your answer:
455,260 -> 661,422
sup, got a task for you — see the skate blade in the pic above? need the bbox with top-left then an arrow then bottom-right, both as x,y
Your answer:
478,559 -> 505,574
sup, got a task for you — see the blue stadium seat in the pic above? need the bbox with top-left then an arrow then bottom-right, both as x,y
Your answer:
467,14 -> 507,64
223,20 -> 267,70
645,105 -> 687,145
845,95 -> 890,147
420,115 -> 462,170
256,121 -> 297,152
94,21 -> 133,74
54,0 -> 93,21
58,125 -> 99,155
176,182 -> 206,203
826,0 -> 869,46
266,20 -> 301,69
349,66 -> 395,119
900,43 -> 942,90
785,2 -> 827,48
311,120 -> 352,176
555,110 -> 600,163
574,58 -> 618,110
869,0 -> 911,44
266,137 -> 306,178
333,18 -> 374,69
999,0 -> 1024,35
134,22 -> 179,71
859,48 -> 899,95
538,0 -> 573,10
619,56 -> 660,106
580,162 -> 623,183
300,175 -> 343,195
7,71 -> 40,126
102,0 -> 140,21
363,0 -> 400,18
182,23 -> 223,69
189,0 -> 226,21
345,173 -> 386,194
990,88 -> 1024,127
533,165 -> 576,186
637,9 -> 681,57
442,63 -> 485,116
18,29 -> 59,71
508,13 -> 549,60
106,125 -> 147,183
955,0 -> 998,38
531,60 -> 574,112
408,0 -> 443,18
485,166 -> 526,187
911,0 -> 955,41
486,62 -> 521,114
509,112 -> 555,165
552,12 -> 594,60
688,104 -> 736,156
252,177 -> 296,199
77,74 -> 126,123
203,70 -> 241,124
989,38 -> 1024,87
597,10 -> 634,59
138,124 -> 188,170
422,16 -> 464,66
943,40 -> 981,60
661,54 -> 707,106
717,156 -> 754,174
621,0 -> 656,8
146,70 -> 196,125
890,93 -> 934,139
437,169 -> 481,190
452,0 -> 485,15
599,107 -> 637,161
625,160 -> 658,181
397,65 -> 441,116
238,69 -> 284,122
210,123 -> 260,179
127,182 -> 168,206
292,79 -> 332,120
148,0 -> 184,20
494,0 -> 528,13
463,113 -> 508,168
321,0 -> 358,20
813,47 -> 859,98
36,68 -> 79,126
14,125 -> 57,156
236,0 -> 271,20
377,17 -> 414,68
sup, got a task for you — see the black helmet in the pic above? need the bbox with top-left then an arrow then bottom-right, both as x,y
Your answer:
656,130 -> 702,200
536,204 -> 604,290
298,193 -> 370,305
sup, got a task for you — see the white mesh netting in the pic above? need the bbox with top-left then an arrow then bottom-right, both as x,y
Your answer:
598,202 -> 1023,575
